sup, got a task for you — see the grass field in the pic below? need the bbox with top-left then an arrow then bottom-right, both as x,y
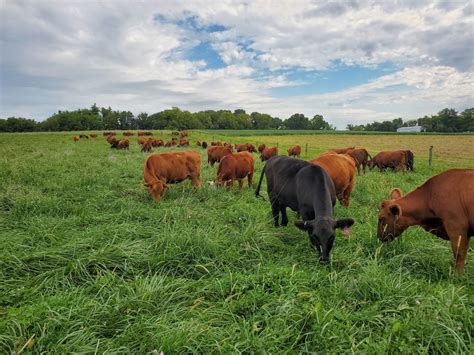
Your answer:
0,131 -> 473,353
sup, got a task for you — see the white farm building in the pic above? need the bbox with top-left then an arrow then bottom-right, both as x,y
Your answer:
397,125 -> 424,133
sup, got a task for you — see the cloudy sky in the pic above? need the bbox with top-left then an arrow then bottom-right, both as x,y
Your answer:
1,0 -> 473,128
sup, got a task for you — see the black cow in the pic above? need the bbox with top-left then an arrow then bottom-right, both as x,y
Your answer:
404,150 -> 414,171
255,156 -> 355,263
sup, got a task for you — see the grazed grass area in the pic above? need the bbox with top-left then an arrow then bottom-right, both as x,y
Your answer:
0,131 -> 472,353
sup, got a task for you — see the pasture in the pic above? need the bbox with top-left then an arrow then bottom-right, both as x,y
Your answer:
0,131 -> 473,353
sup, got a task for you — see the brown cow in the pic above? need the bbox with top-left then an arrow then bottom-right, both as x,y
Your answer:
151,139 -> 164,147
79,134 -> 89,139
258,144 -> 266,153
123,131 -> 134,136
211,141 -> 222,146
368,151 -> 406,172
330,147 -> 355,154
103,131 -> 116,136
196,141 -> 201,147
165,140 -> 177,147
137,138 -> 149,145
216,151 -> 254,191
309,153 -> 356,207
73,136 -> 80,142
141,139 -> 153,152
138,131 -> 153,136
111,139 -> 129,149
144,151 -> 201,202
106,134 -> 116,144
179,138 -> 189,146
346,148 -> 371,175
90,134 -> 97,138
179,130 -> 188,138
260,147 -> 278,161
207,146 -> 233,166
377,169 -> 474,274
235,143 -> 248,152
287,145 -> 301,158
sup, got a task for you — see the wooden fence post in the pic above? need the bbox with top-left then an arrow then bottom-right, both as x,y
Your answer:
428,145 -> 433,166
305,143 -> 308,156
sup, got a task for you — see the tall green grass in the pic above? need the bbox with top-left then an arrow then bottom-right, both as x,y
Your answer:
0,132 -> 472,353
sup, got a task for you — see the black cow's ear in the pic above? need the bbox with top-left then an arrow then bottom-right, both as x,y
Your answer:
335,218 -> 355,229
389,204 -> 402,219
294,220 -> 311,231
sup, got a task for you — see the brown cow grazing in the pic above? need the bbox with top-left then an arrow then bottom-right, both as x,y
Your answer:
144,151 -> 201,202
103,131 -> 116,136
330,147 -> 355,154
207,146 -> 233,167
287,145 -> 301,158
196,141 -> 201,147
216,151 -> 254,191
211,141 -> 222,146
179,138 -> 189,146
235,143 -> 247,152
309,153 -> 356,207
123,131 -> 134,136
258,144 -> 266,153
141,139 -> 153,152
79,134 -> 89,139
201,141 -> 208,149
368,151 -> 406,172
179,130 -> 188,138
138,131 -> 153,136
90,134 -> 97,138
73,136 -> 80,142
260,147 -> 278,161
137,138 -> 149,145
247,144 -> 256,153
377,169 -> 474,274
106,134 -> 116,144
223,142 -> 234,150
151,139 -> 164,147
111,139 -> 129,149
346,148 -> 371,175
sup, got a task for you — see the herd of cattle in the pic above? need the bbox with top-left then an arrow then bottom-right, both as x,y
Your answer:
73,131 -> 473,274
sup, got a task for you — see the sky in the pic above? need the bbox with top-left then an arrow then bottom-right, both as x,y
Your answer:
0,0 -> 473,129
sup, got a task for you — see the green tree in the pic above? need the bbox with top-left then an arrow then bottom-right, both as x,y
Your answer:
310,114 -> 334,130
284,113 -> 310,129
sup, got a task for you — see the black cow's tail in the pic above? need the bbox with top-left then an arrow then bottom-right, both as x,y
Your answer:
255,163 -> 267,200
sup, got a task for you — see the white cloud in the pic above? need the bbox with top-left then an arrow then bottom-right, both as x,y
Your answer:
0,0 -> 472,128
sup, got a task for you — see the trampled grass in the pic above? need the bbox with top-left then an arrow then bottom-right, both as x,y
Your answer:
0,131 -> 473,353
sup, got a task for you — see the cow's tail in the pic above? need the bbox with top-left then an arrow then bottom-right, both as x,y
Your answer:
255,163 -> 267,200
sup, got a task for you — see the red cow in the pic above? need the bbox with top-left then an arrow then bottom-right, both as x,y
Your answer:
377,169 -> 474,274
309,153 -> 356,207
179,138 -> 189,146
260,147 -> 278,161
141,139 -> 153,152
287,145 -> 301,158
216,151 -> 254,191
73,136 -> 80,142
368,151 -> 406,172
258,144 -> 266,153
144,151 -> 201,202
346,148 -> 371,175
207,146 -> 233,166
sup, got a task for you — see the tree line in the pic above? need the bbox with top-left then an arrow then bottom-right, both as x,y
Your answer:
346,108 -> 473,133
1,104 -> 472,132
0,104 -> 335,132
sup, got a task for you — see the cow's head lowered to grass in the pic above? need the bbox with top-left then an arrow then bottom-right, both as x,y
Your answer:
377,188 -> 409,242
295,217 -> 355,263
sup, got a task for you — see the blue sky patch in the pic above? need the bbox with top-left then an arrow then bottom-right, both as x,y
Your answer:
186,42 -> 226,69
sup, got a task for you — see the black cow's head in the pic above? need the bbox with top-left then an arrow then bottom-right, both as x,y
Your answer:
295,217 -> 355,263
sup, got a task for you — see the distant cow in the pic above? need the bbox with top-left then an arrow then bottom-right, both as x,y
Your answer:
287,145 -> 301,158
106,134 -> 116,144
196,141 -> 201,147
260,147 -> 278,161
179,131 -> 188,138
346,148 -> 371,175
73,136 -> 80,142
179,138 -> 189,146
79,134 -> 89,139
201,141 -> 208,149
330,147 -> 355,154
207,146 -> 233,167
137,138 -> 149,145
137,131 -> 153,136
141,139 -> 153,152
216,151 -> 254,191
123,131 -> 134,136
144,151 -> 201,202
111,139 -> 129,150
258,144 -> 266,153
369,151 -> 406,172
103,132 -> 116,136
255,156 -> 355,263
211,141 -> 222,146
165,140 -> 177,147
310,153 -> 356,207
151,139 -> 164,147
90,134 -> 97,138
377,169 -> 474,274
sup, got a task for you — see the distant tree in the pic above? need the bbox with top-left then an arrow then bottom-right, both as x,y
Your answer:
251,112 -> 274,129
284,113 -> 310,129
459,108 -> 474,132
310,114 -> 334,130
0,117 -> 38,132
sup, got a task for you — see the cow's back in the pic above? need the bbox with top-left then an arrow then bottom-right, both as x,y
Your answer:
145,151 -> 200,184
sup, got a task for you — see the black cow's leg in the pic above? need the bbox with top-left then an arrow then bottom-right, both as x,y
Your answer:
269,193 -> 280,227
280,205 -> 288,226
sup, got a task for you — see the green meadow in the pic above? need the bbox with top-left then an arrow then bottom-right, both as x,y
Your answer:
0,131 -> 473,353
